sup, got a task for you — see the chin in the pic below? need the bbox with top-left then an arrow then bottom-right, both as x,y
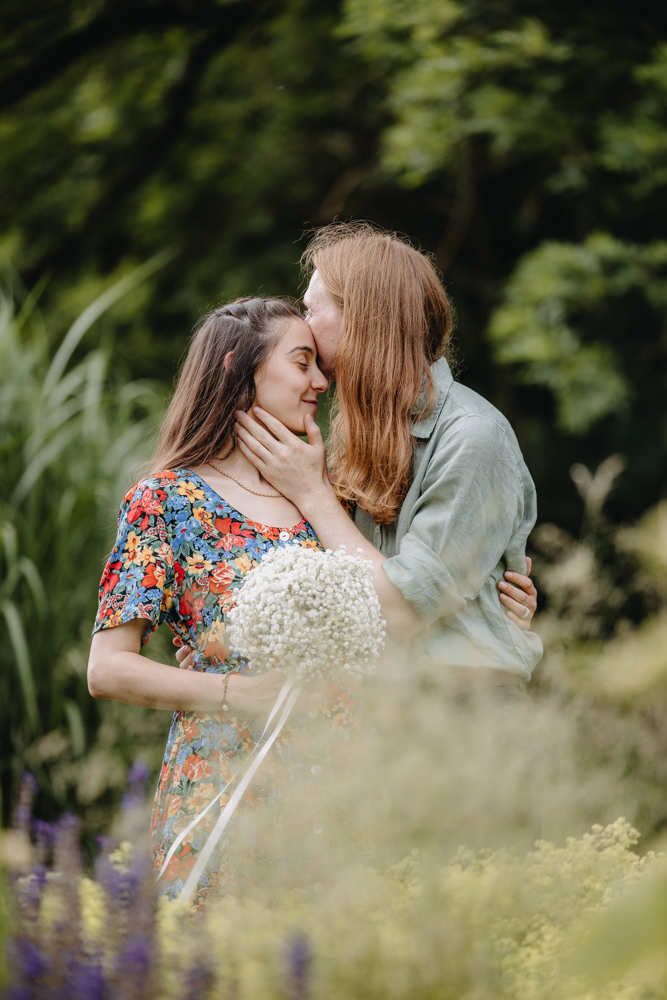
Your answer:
270,411 -> 306,435
258,407 -> 305,435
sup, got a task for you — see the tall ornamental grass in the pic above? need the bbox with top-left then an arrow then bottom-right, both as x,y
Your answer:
0,256 -> 171,827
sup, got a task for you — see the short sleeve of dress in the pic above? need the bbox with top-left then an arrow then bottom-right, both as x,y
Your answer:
93,480 -> 174,644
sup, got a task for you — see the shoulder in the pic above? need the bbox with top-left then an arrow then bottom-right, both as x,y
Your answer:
120,470 -> 194,513
437,382 -> 521,454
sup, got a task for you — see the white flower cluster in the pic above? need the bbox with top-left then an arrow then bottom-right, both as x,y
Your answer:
226,545 -> 386,680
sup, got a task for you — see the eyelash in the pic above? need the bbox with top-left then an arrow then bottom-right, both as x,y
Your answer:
298,363 -> 309,370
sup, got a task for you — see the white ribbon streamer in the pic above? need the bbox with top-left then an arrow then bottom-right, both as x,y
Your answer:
157,675 -> 295,883
180,677 -> 303,902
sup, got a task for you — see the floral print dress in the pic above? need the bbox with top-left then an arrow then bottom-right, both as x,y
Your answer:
94,470 -> 362,908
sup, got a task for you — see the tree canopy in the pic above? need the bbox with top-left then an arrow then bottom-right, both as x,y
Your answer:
2,0 -> 667,529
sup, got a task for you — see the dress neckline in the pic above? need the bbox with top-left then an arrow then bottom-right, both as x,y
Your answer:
177,469 -> 309,535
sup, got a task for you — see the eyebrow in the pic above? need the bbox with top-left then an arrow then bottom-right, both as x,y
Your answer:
287,345 -> 314,355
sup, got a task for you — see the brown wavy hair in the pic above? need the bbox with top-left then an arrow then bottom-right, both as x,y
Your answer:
151,297 -> 302,473
303,222 -> 455,525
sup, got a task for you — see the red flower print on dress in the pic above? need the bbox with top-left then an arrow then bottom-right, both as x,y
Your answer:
251,524 -> 281,541
142,562 -> 165,590
214,518 -> 255,551
179,579 -> 208,623
164,844 -> 196,882
182,754 -> 212,783
203,638 -> 231,664
209,563 -> 234,594
101,560 -> 122,594
221,590 -> 236,613
126,487 -> 166,531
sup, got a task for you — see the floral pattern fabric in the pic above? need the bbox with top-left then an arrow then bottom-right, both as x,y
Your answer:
94,470 -> 361,908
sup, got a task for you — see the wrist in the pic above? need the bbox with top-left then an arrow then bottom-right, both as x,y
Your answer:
298,480 -> 337,522
224,672 -> 243,712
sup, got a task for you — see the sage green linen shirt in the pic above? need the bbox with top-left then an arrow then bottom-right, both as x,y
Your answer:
353,358 -> 543,680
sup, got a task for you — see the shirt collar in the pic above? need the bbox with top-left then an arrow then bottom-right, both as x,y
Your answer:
411,357 -> 454,440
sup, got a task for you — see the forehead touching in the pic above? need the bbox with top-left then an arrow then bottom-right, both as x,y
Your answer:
275,316 -> 315,354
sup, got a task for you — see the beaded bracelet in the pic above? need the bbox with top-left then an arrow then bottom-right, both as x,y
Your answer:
221,673 -> 230,712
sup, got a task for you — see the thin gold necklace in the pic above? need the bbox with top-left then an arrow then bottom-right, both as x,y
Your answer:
207,459 -> 284,498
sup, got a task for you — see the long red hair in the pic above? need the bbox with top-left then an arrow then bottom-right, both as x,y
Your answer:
303,223 -> 455,525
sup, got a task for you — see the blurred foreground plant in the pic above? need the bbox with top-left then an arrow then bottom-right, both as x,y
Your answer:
0,257 -> 172,829
1,805 -> 664,1000
528,455 -> 667,844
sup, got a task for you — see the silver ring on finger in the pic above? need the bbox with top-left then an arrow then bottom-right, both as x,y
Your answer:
521,605 -> 530,619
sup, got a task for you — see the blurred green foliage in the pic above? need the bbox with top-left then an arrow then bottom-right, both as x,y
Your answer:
488,233 -> 667,433
1,0 -> 667,529
341,0 -> 667,523
0,264 -> 175,831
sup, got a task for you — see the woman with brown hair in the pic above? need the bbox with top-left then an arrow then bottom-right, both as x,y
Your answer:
235,223 -> 541,697
87,297 -> 351,908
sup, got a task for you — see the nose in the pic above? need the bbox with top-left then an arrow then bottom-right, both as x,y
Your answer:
312,367 -> 329,393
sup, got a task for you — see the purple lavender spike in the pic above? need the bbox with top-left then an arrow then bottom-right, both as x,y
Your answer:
127,760 -> 151,787
284,934 -> 312,1000
13,806 -> 31,828
117,934 -> 154,978
96,835 -> 117,852
12,938 -> 51,980
12,774 -> 36,836
181,963 -> 216,1000
57,811 -> 79,830
65,955 -> 108,1000
20,773 -> 37,794
32,819 -> 57,846
17,866 -> 47,909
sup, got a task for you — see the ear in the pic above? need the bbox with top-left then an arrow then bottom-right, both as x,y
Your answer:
223,351 -> 234,371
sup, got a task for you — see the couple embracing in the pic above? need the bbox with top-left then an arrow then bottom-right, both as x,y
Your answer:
88,222 -> 541,907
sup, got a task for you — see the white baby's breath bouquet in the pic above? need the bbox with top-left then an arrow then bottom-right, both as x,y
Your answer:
226,545 -> 386,679
175,544 -> 385,902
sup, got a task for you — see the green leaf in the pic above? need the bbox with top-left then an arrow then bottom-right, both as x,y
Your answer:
1,600 -> 38,735
487,234 -> 667,432
43,248 -> 175,395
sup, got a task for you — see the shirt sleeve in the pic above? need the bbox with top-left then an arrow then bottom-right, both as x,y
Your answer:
382,414 -> 524,626
93,482 -> 175,644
